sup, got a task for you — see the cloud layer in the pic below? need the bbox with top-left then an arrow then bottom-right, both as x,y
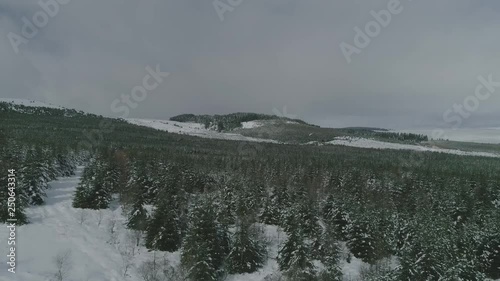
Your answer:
2,0 -> 500,129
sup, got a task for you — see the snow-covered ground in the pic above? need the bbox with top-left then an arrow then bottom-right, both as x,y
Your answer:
395,128 -> 500,144
126,118 -> 279,143
0,167 -> 153,281
240,121 -> 265,129
0,98 -> 62,109
0,167 -> 372,281
326,137 -> 500,158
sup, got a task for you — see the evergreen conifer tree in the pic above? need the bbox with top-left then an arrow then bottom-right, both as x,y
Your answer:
226,222 -> 266,274
181,197 -> 229,281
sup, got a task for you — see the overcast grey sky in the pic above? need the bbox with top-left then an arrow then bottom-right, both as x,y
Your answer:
1,0 -> 500,129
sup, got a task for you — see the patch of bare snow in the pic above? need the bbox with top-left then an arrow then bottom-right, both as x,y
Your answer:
327,137 -> 500,158
241,121 -> 264,129
126,118 -> 279,143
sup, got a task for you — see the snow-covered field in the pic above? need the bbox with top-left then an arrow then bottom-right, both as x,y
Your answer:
326,137 -> 500,158
240,121 -> 265,129
395,128 -> 500,144
0,168 -> 372,281
126,118 -> 279,143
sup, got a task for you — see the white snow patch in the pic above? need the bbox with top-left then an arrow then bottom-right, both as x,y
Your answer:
126,118 -> 279,143
241,121 -> 264,129
327,137 -> 500,158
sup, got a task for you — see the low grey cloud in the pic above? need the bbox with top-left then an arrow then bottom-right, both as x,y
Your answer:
1,0 -> 500,129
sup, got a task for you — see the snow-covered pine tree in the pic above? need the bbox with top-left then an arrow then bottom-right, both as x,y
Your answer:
259,185 -> 281,225
21,147 -> 52,205
73,157 -> 112,209
41,147 -> 58,182
99,151 -> 121,194
346,216 -> 378,264
0,146 -> 28,224
316,225 -> 342,281
217,176 -> 237,226
144,194 -> 181,252
90,159 -> 113,209
181,196 -> 229,281
54,151 -> 76,177
226,222 -> 266,274
72,158 -> 97,208
322,195 -> 349,240
397,225 -> 447,281
278,226 -> 316,281
126,179 -> 148,232
282,184 -> 321,242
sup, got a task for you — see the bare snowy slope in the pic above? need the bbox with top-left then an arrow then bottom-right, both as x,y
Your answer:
126,118 -> 279,143
326,137 -> 500,158
0,98 -> 62,109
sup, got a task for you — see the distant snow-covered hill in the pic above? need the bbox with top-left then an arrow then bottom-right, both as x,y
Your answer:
0,98 -> 63,109
126,118 -> 280,143
2,99 -> 498,158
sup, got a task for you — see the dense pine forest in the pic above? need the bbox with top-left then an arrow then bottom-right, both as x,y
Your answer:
1,102 -> 499,280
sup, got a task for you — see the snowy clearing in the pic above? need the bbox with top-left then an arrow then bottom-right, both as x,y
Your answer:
326,137 -> 500,158
126,118 -> 279,143
0,167 -> 147,281
240,121 -> 265,129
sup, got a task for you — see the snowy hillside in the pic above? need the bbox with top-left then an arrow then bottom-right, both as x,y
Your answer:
396,128 -> 500,144
240,120 -> 265,129
326,137 -> 500,158
0,98 -> 62,109
127,118 -> 500,158
126,118 -> 279,143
